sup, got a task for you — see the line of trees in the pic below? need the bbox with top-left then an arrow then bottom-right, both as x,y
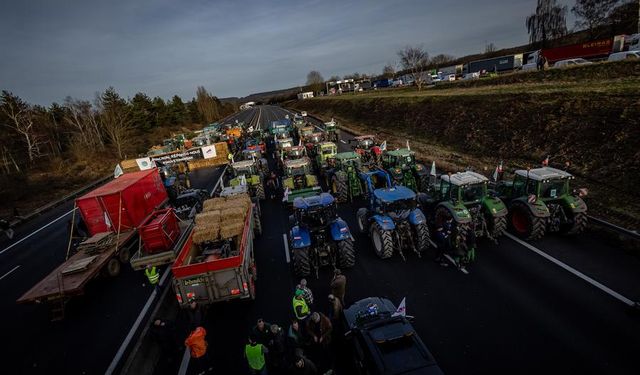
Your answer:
0,87 -> 237,175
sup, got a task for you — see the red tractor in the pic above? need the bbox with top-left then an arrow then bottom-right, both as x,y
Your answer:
351,135 -> 382,167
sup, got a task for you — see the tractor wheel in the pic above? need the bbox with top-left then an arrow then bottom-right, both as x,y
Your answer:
356,208 -> 369,233
337,238 -> 356,269
418,174 -> 430,193
562,211 -> 588,235
106,258 -> 121,277
370,223 -> 394,259
255,181 -> 266,200
333,172 -> 348,202
414,222 -> 430,253
118,247 -> 131,264
292,247 -> 311,277
486,212 -> 507,239
509,203 -> 546,241
253,209 -> 263,236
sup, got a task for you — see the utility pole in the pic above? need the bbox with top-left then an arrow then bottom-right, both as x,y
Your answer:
637,0 -> 639,34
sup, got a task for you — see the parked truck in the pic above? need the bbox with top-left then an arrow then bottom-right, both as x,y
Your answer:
522,35 -> 627,70
17,169 -> 169,320
464,53 -> 524,74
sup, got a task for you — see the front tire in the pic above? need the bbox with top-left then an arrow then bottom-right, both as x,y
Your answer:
414,222 -> 430,253
333,172 -> 348,202
292,247 -> 311,277
370,223 -> 394,259
337,238 -> 355,268
255,179 -> 266,200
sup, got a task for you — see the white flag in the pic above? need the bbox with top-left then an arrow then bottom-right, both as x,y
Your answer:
114,164 -> 124,179
392,297 -> 406,317
380,141 -> 387,151
104,212 -> 112,229
430,161 -> 436,177
282,187 -> 290,203
492,166 -> 499,181
406,140 -> 410,151
239,175 -> 247,186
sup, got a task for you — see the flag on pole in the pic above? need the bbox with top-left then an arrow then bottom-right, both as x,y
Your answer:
114,164 -> 124,179
104,212 -> 112,229
239,175 -> 247,186
392,297 -> 406,317
492,161 -> 504,181
542,156 -> 549,166
430,161 -> 436,177
380,141 -> 387,151
406,140 -> 410,151
282,187 -> 290,203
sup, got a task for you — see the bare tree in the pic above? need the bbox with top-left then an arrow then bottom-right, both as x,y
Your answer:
328,75 -> 341,82
485,42 -> 497,53
97,87 -> 133,159
572,0 -> 620,37
398,45 -> 430,90
1,91 -> 42,163
382,64 -> 395,79
526,0 -> 568,46
306,71 -> 325,94
63,97 -> 104,149
429,54 -> 455,67
195,86 -> 220,123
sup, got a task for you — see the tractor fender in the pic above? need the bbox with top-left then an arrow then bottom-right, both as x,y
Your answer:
435,202 -> 472,224
290,226 -> 311,249
413,163 -> 429,177
561,195 -> 587,213
408,208 -> 427,225
306,174 -> 318,187
330,219 -> 352,241
482,196 -> 508,218
511,197 -> 550,218
372,214 -> 396,231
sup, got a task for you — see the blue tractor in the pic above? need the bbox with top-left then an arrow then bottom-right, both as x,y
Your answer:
289,193 -> 355,277
356,171 -> 430,260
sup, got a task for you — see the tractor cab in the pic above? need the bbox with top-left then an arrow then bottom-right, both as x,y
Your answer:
307,133 -> 324,144
330,151 -> 362,170
324,119 -> 340,141
276,137 -> 294,151
384,149 -> 416,170
242,148 -> 262,161
373,186 -> 417,216
299,126 -> 315,140
283,145 -> 306,160
354,135 -> 376,149
284,158 -> 313,178
231,160 -> 258,178
316,142 -> 338,167
438,171 -> 489,205
511,168 -> 573,202
292,193 -> 338,229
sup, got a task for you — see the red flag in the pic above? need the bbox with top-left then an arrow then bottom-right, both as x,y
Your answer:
542,156 -> 549,166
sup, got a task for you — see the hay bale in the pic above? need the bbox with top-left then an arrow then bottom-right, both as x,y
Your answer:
195,210 -> 220,225
193,223 -> 220,244
219,220 -> 244,239
221,207 -> 244,220
203,197 -> 226,212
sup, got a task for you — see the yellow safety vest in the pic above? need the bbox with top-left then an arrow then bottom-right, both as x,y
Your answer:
145,266 -> 159,285
245,343 -> 265,370
292,297 -> 309,319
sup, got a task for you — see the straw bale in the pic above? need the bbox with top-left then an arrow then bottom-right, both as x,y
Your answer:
221,207 -> 244,220
219,221 -> 244,239
193,224 -> 220,243
203,197 -> 226,212
195,210 -> 221,225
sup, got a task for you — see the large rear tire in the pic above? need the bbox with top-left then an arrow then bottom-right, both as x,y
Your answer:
292,247 -> 311,277
414,222 -> 430,253
337,238 -> 356,268
509,203 -> 546,241
333,172 -> 348,202
255,179 -> 266,200
106,258 -> 121,277
356,208 -> 369,233
370,223 -> 394,259
253,209 -> 263,236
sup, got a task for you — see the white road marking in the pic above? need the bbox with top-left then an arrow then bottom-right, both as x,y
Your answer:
443,254 -> 469,274
283,233 -> 290,263
505,233 -> 635,306
105,268 -> 171,375
0,208 -> 77,256
340,140 -> 347,144
0,265 -> 20,281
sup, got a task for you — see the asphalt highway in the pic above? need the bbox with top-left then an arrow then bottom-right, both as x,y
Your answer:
0,109 -> 255,374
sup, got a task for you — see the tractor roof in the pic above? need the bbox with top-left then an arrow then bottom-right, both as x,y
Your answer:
441,171 -> 488,186
293,192 -> 334,210
231,160 -> 255,168
515,167 -> 574,181
386,148 -> 414,156
334,151 -> 360,160
285,158 -> 310,168
374,186 -> 416,203
277,137 -> 293,143
319,141 -> 336,148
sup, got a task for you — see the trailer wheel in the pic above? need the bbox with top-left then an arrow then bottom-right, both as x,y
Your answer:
337,238 -> 356,268
106,258 -> 121,277
118,247 -> 131,264
253,209 -> 263,236
293,247 -> 311,277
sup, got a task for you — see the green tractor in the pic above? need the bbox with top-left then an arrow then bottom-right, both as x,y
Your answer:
381,148 -> 429,193
282,158 -> 322,204
325,152 -> 365,203
493,167 -> 587,241
228,159 -> 266,200
314,141 -> 338,177
324,118 -> 340,142
298,125 -> 315,143
419,171 -> 508,268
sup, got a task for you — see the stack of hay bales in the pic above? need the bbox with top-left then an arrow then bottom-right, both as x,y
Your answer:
188,142 -> 230,170
193,193 -> 251,243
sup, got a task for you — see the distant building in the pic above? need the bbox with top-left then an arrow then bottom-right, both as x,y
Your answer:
240,101 -> 255,110
297,92 -> 314,100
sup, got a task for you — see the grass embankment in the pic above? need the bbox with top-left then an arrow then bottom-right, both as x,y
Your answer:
289,62 -> 640,229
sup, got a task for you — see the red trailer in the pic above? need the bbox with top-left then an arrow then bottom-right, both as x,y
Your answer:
541,38 -> 614,63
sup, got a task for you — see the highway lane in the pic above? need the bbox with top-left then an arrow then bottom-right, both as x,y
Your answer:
165,105 -> 640,375
0,108 -> 257,374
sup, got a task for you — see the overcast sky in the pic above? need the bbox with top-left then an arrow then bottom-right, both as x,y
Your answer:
0,0 -> 576,105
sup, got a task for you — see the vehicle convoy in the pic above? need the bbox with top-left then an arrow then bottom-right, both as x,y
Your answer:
381,148 -> 429,193
342,297 -> 444,375
325,151 -> 365,203
275,137 -> 295,160
465,53 -> 524,74
419,171 -> 508,267
241,148 -> 269,176
350,135 -> 382,166
289,193 -> 355,277
172,191 -> 258,305
492,167 -> 588,241
305,132 -> 325,157
228,159 -> 266,200
17,169 -> 171,320
269,119 -> 293,139
315,141 -> 338,178
522,35 -> 629,70
282,158 -> 322,204
356,171 -> 430,260
324,118 -> 340,142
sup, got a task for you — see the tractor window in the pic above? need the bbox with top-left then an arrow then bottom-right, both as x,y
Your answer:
386,198 -> 416,212
512,175 -> 526,196
462,183 -> 485,202
540,179 -> 566,198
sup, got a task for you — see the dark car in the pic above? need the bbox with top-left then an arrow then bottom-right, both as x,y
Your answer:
343,297 -> 444,375
173,189 -> 208,220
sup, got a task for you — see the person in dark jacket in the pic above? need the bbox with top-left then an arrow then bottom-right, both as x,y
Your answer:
268,324 -> 286,372
150,319 -> 178,363
305,312 -> 332,347
252,318 -> 274,346
289,353 -> 318,375
187,300 -> 203,330
330,269 -> 346,305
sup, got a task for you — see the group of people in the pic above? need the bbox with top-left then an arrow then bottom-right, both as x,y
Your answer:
243,269 -> 348,375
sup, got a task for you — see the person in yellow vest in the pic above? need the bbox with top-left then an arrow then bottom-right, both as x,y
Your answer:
145,265 -> 160,287
244,334 -> 268,375
292,289 -> 310,321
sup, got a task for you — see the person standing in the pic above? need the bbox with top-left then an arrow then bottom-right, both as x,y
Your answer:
327,294 -> 343,325
293,289 -> 310,321
268,324 -> 286,372
187,299 -> 203,330
330,269 -> 346,305
244,334 -> 268,375
286,318 -> 304,358
185,326 -> 212,375
150,319 -> 177,363
145,265 -> 160,287
296,279 -> 314,307
252,318 -> 273,346
306,312 -> 332,347
1,218 -> 14,240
